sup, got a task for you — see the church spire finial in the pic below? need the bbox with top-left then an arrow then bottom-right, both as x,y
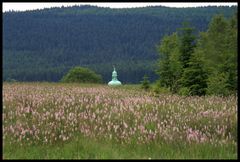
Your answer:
108,66 -> 122,86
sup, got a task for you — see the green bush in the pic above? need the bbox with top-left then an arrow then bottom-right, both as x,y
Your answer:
152,82 -> 170,94
141,75 -> 150,91
206,72 -> 231,96
61,66 -> 102,83
178,87 -> 190,96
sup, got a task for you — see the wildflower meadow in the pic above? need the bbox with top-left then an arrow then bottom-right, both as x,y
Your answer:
3,83 -> 237,159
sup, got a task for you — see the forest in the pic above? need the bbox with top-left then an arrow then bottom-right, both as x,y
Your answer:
3,5 -> 237,83
156,13 -> 237,96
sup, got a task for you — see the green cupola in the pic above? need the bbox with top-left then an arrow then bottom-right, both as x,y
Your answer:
108,67 -> 122,86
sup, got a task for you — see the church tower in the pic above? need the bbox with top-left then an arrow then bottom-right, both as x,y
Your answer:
108,67 -> 122,86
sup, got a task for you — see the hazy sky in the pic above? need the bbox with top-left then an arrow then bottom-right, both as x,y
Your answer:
2,2 -> 237,12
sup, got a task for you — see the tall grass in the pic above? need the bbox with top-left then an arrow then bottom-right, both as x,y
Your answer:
3,83 -> 237,159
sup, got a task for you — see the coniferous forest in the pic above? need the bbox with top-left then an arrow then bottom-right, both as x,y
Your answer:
156,13 -> 237,96
3,5 -> 237,84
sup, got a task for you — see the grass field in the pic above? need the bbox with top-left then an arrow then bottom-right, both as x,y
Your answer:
2,82 -> 237,159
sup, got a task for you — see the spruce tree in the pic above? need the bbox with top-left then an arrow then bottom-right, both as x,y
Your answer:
156,33 -> 181,92
178,22 -> 196,69
196,14 -> 237,95
141,74 -> 150,91
181,53 -> 208,96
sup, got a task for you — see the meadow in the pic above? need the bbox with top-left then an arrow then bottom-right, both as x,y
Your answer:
2,82 -> 237,159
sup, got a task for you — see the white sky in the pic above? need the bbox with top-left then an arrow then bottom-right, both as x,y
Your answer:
2,2 -> 238,12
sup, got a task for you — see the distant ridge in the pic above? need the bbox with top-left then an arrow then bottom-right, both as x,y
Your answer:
3,5 -> 237,83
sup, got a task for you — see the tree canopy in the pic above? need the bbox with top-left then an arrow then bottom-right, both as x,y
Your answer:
156,13 -> 237,96
61,66 -> 102,83
3,5 -> 236,83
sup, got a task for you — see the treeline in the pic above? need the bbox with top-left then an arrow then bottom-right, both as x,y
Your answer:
3,5 -> 237,83
156,13 -> 237,96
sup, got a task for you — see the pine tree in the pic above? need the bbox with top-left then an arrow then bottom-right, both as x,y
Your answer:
141,74 -> 150,91
156,32 -> 182,92
181,52 -> 208,96
155,14 -> 237,96
178,22 -> 196,69
196,14 -> 237,95
224,13 -> 237,92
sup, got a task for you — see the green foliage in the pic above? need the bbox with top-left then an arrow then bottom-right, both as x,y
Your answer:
156,32 -> 182,92
3,6 -> 237,83
145,122 -> 156,132
61,66 -> 102,83
197,14 -> 237,95
152,81 -> 170,94
178,22 -> 196,69
156,13 -> 237,96
177,22 -> 199,95
141,75 -> 150,91
178,87 -> 190,96
156,22 -> 197,95
3,133 -> 237,159
206,72 -> 231,96
180,53 -> 208,96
